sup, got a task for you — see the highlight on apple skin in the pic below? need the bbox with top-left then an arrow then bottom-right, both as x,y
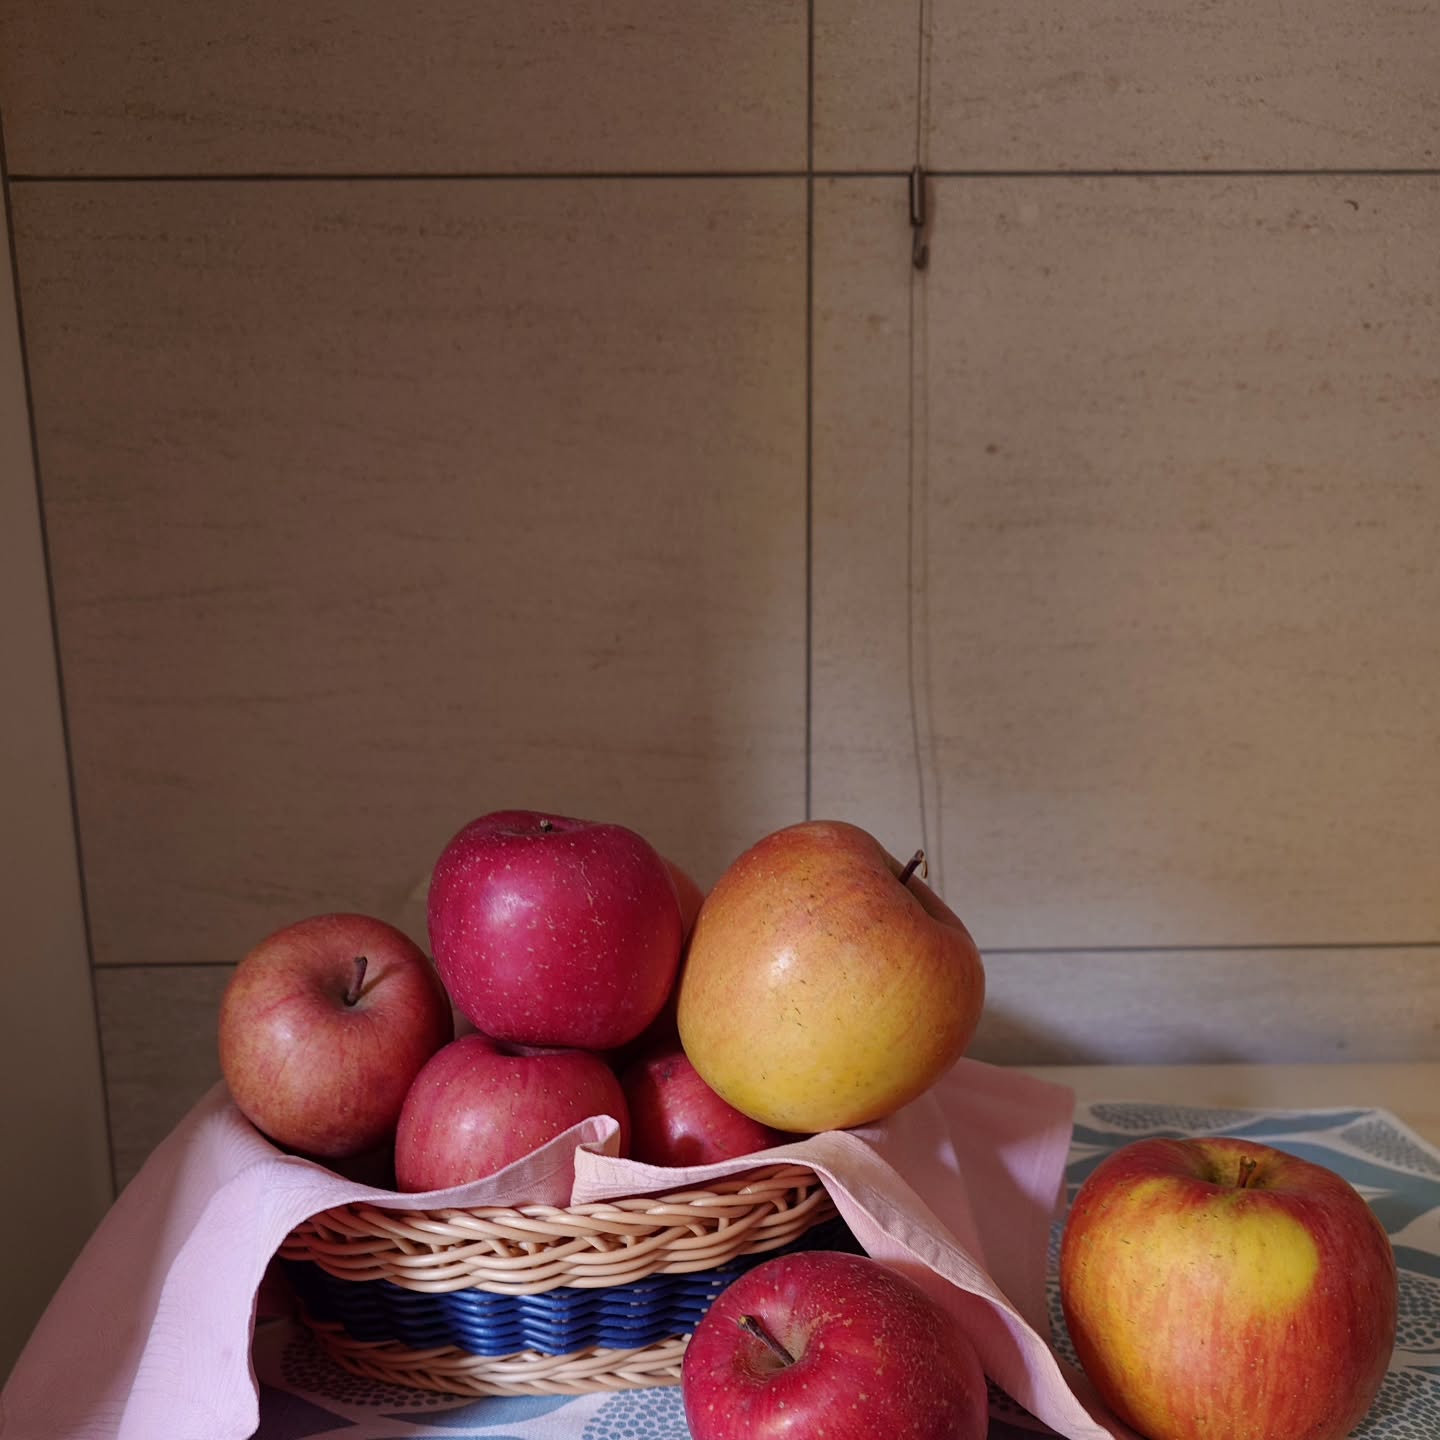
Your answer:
1059,1135 -> 1398,1440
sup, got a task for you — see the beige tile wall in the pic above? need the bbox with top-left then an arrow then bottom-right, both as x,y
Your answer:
816,0 -> 1440,170
0,177 -> 112,1381
2,3 -> 1436,1188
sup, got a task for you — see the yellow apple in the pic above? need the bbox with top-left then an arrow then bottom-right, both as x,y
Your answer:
676,819 -> 985,1132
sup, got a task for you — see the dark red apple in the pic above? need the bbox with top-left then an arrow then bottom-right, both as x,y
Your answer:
218,912 -> 452,1159
394,1031 -> 630,1191
427,810 -> 684,1050
665,857 -> 706,938
621,1044 -> 783,1167
682,1249 -> 988,1440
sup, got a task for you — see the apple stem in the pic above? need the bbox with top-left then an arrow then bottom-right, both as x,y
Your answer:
539,818 -> 553,833
899,850 -> 926,886
737,1315 -> 795,1367
344,955 -> 368,1007
1237,1156 -> 1259,1189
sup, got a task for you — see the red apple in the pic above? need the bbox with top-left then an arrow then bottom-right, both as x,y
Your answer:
665,857 -> 706,939
677,820 -> 985,1132
620,1044 -> 783,1167
218,912 -> 452,1159
394,1031 -> 630,1191
681,1249 -> 988,1440
1060,1136 -> 1398,1440
427,810 -> 684,1050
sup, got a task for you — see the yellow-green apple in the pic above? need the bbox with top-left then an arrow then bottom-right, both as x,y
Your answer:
427,810 -> 684,1050
676,820 -> 984,1132
218,912 -> 452,1158
681,1249 -> 988,1440
1059,1136 -> 1398,1440
620,1044 -> 783,1167
394,1032 -> 630,1190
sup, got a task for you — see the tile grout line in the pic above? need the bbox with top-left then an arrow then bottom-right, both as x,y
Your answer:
7,167 -> 1440,184
93,939 -> 1440,970
0,115 -> 120,1202
803,0 -> 815,821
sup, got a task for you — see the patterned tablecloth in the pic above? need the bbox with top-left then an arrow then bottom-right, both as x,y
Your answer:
252,1103 -> 1440,1440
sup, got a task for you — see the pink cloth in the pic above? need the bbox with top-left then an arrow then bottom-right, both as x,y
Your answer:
1,1059 -> 1132,1440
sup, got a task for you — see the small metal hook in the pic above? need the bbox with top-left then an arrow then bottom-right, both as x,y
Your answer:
909,165 -> 930,271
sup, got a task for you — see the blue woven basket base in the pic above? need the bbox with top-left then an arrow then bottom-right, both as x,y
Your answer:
284,1215 -> 860,1357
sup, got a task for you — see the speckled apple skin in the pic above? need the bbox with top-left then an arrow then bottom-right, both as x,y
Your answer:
620,1044 -> 782,1167
393,1032 -> 630,1190
427,811 -> 684,1050
677,819 -> 985,1132
218,912 -> 453,1159
1060,1136 -> 1398,1440
682,1249 -> 988,1440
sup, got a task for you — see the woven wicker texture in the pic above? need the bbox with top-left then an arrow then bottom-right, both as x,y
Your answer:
307,1319 -> 689,1395
282,1164 -> 836,1394
283,1213 -> 861,1359
280,1163 -> 833,1296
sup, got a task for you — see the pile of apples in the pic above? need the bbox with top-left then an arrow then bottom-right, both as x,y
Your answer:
218,809 -> 987,1189
218,807 -> 1400,1440
217,807 -> 993,1439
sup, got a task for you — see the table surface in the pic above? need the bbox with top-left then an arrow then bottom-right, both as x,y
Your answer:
1020,1062 -> 1440,1146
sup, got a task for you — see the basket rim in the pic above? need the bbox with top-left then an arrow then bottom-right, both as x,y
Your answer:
288,1160 -> 823,1235
279,1162 -> 835,1295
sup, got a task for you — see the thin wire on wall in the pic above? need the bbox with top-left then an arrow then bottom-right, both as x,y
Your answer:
906,0 -> 945,896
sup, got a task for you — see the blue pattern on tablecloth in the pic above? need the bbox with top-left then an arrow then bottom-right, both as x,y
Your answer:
253,1103 -> 1440,1439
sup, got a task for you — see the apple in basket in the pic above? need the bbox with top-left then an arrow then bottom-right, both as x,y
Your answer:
677,820 -> 985,1132
682,1249 -> 988,1440
427,809 -> 685,1050
620,1043 -> 784,1167
394,1031 -> 631,1190
1060,1136 -> 1398,1440
218,913 -> 453,1158
665,856 -> 706,938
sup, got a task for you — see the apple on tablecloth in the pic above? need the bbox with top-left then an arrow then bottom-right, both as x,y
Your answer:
218,912 -> 452,1159
1060,1134 -> 1398,1440
678,819 -> 985,1133
427,809 -> 685,1051
681,1249 -> 989,1440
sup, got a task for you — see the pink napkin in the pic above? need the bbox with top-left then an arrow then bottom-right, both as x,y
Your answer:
1,1059 -> 1130,1440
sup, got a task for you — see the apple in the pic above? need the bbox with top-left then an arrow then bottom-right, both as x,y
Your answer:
394,1031 -> 630,1190
681,1249 -> 988,1440
1059,1136 -> 1398,1440
427,810 -> 685,1051
676,820 -> 985,1132
218,912 -> 452,1159
601,855 -> 702,1070
620,1044 -> 783,1167
665,857 -> 706,938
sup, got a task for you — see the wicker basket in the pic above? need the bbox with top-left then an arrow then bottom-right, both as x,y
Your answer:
279,1162 -> 842,1396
